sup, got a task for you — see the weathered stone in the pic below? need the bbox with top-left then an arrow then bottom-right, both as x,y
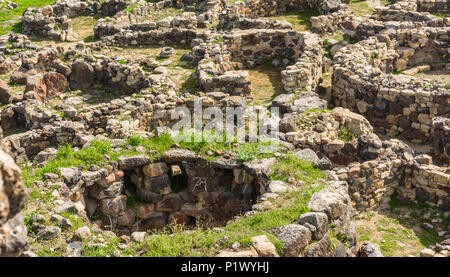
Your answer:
72,226 -> 91,241
308,188 -> 347,220
138,212 -> 167,230
143,174 -> 172,194
36,226 -> 61,240
298,212 -> 329,240
118,155 -> 151,169
69,60 -> 94,90
0,80 -> 12,104
136,203 -> 155,219
43,72 -> 68,98
142,162 -> 168,177
131,231 -> 146,242
168,211 -> 191,225
25,74 -> 46,102
293,149 -> 319,164
272,224 -> 312,257
359,242 -> 383,257
59,167 -> 81,187
156,193 -> 183,213
251,235 -> 279,257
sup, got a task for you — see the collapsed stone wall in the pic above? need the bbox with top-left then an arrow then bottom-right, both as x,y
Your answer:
226,0 -> 346,18
272,105 -> 450,214
332,32 -> 449,141
0,128 -> 28,257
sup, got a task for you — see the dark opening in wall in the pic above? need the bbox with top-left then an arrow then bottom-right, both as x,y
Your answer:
85,159 -> 261,236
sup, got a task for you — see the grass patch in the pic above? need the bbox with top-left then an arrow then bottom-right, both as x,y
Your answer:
265,11 -> 317,32
338,125 -> 357,142
0,0 -> 55,35
270,154 -> 327,184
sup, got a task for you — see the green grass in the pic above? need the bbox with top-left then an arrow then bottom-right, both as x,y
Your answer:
22,139 -> 128,187
21,132 -> 282,188
270,154 -> 327,184
57,211 -> 85,231
338,125 -> 357,142
173,130 -> 279,162
81,237 -> 122,257
265,11 -> 317,32
181,76 -> 198,95
0,0 -> 55,35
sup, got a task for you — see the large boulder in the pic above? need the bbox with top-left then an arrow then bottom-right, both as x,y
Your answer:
293,149 -> 319,164
0,80 -> 12,104
332,107 -> 373,137
69,60 -> 94,90
25,74 -> 47,102
271,224 -> 312,257
308,188 -> 348,220
0,149 -> 28,256
298,212 -> 329,240
358,242 -> 383,257
43,72 -> 68,98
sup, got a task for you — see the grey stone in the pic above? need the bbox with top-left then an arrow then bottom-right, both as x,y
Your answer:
37,226 -> 61,240
293,149 -> 319,164
359,242 -> 383,257
59,167 -> 82,187
298,212 -> 329,240
118,155 -> 151,169
272,224 -> 312,257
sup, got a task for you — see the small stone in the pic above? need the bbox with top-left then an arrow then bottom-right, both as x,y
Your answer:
131,232 -> 146,243
251,235 -> 279,257
420,248 -> 435,257
73,226 -> 91,241
37,226 -> 61,240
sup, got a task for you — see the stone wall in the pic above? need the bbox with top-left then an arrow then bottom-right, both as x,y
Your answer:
51,151 -> 273,235
227,0 -> 344,18
415,0 -> 450,12
332,32 -> 449,141
94,0 -> 224,44
310,4 -> 356,34
332,134 -> 450,212
21,0 -> 142,41
193,29 -> 323,94
22,6 -> 79,42
221,0 -> 354,34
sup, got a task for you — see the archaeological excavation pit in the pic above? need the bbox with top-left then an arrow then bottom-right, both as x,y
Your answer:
83,152 -> 265,235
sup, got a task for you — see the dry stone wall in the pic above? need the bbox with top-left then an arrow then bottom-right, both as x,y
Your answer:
193,29 -> 324,95
332,32 -> 449,141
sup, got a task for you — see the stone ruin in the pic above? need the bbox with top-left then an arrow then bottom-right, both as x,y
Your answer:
0,0 -> 448,257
